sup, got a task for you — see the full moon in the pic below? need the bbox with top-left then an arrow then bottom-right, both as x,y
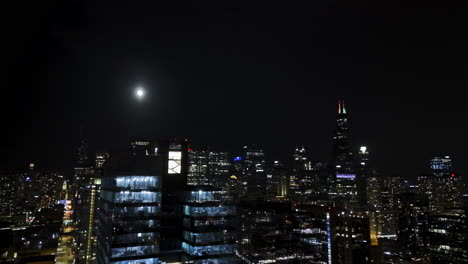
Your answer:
135,87 -> 145,99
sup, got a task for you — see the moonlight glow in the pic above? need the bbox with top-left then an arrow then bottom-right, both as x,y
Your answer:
135,87 -> 145,99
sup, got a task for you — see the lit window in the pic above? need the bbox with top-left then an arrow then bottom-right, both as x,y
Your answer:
168,151 -> 182,174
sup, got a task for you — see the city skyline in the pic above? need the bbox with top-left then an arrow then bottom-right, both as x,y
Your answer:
1,98 -> 467,185
2,1 -> 467,182
2,1 -> 467,263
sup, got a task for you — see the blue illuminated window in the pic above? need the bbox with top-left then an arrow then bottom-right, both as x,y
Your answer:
111,245 -> 159,258
182,242 -> 234,256
116,176 -> 160,190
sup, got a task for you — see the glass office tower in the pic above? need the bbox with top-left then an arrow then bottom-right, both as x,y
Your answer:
182,186 -> 236,263
97,156 -> 162,264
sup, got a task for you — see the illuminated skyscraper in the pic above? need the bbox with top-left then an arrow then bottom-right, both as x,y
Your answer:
77,136 -> 89,164
419,156 -> 462,212
427,208 -> 468,263
357,146 -> 369,205
73,136 -> 95,264
96,138 -> 191,263
187,149 -> 209,186
430,156 -> 452,176
397,191 -> 430,260
96,155 -> 162,264
431,156 -> 462,209
290,146 -> 315,202
80,152 -> 108,264
156,138 -> 189,257
333,99 -> 357,201
266,160 -> 289,198
293,204 -> 333,263
182,186 -> 236,262
235,145 -> 266,199
207,151 -> 231,189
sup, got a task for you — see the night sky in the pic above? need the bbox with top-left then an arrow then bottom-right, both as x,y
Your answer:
2,1 -> 467,182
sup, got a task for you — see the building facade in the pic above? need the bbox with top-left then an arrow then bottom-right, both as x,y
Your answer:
182,186 -> 236,263
333,100 -> 357,201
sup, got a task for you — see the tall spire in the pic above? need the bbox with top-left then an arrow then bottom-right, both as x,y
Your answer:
342,100 -> 347,114
338,99 -> 342,114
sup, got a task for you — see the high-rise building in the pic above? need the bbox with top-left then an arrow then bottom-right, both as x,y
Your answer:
294,204 -> 376,264
366,174 -> 380,209
333,99 -> 357,201
331,207 -> 372,264
378,175 -> 402,238
314,161 -> 332,201
293,204 -> 333,263
357,146 -> 369,205
235,145 -> 266,199
182,186 -> 237,262
96,138 -> 194,263
187,149 -> 232,189
73,137 -> 95,264
187,149 -> 209,186
157,138 -> 189,259
96,155 -> 162,264
427,208 -> 468,263
396,191 -> 430,260
290,146 -> 315,203
419,156 -> 463,212
81,151 -> 108,264
266,160 -> 289,198
236,200 -> 296,263
430,156 -> 452,176
432,156 -> 462,209
207,151 -> 231,189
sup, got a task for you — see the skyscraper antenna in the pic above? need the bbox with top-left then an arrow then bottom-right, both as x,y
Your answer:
338,99 -> 341,114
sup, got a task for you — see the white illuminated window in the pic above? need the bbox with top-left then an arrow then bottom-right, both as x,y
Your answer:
168,151 -> 182,174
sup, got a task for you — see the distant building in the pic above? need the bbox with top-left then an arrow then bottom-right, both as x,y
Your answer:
234,145 -> 266,199
207,151 -> 231,189
333,100 -> 357,201
419,156 -> 463,212
357,146 -> 370,205
290,146 -> 315,202
396,192 -> 430,259
266,160 -> 289,198
187,149 -> 209,186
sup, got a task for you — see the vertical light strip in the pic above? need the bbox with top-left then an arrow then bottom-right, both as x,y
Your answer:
86,186 -> 96,264
327,212 -> 332,264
